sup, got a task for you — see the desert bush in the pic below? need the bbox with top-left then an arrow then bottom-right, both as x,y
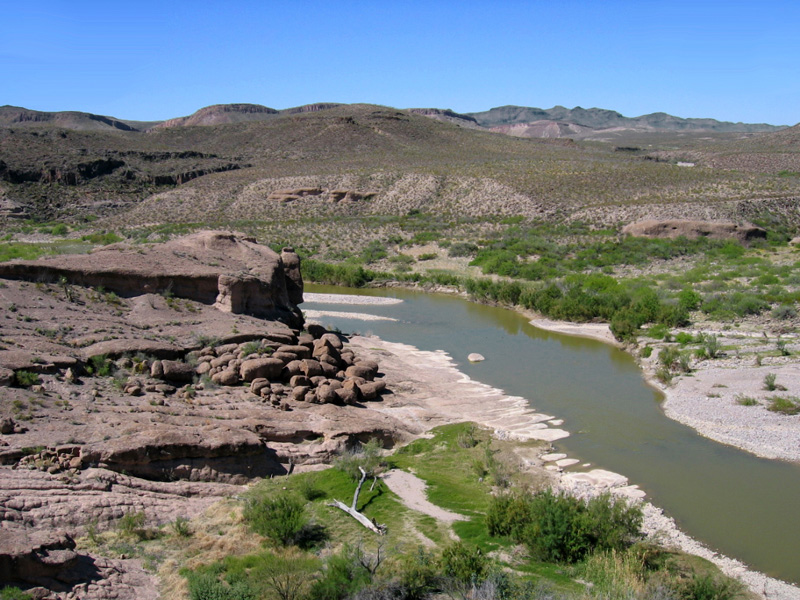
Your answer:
170,516 -> 192,537
395,546 -> 439,600
243,493 -> 308,546
771,304 -> 797,320
735,395 -> 759,406
303,259 -> 374,287
439,541 -> 490,588
763,373 -> 778,391
448,242 -> 479,257
701,334 -> 720,359
0,587 -> 34,600
679,573 -> 742,600
239,341 -> 262,357
296,474 -> 325,501
87,354 -> 114,377
766,396 -> 800,415
456,424 -> 479,448
488,489 -> 642,564
117,511 -> 147,540
14,370 -> 40,387
333,438 -> 385,480
310,546 -> 373,600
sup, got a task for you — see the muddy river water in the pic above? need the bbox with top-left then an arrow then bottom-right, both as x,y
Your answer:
304,284 -> 800,585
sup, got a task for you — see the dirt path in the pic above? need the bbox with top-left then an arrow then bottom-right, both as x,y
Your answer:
381,470 -> 466,524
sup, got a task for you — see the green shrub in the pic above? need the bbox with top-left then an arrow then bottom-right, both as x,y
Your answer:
243,494 -> 308,546
439,541 -> 489,587
396,547 -> 438,600
763,373 -> 779,391
701,334 -> 720,359
767,396 -> 800,415
735,395 -> 758,406
302,259 -> 374,287
81,231 -> 123,245
679,573 -> 742,600
14,370 -> 40,387
170,516 -> 192,537
333,438 -> 385,480
251,551 -> 320,600
0,587 -> 34,600
678,288 -> 702,311
772,304 -> 798,320
448,242 -> 479,257
417,252 -> 437,261
487,489 -> 642,564
87,354 -> 114,377
309,547 -> 372,600
640,346 -> 653,359
117,511 -> 147,540
296,475 -> 325,501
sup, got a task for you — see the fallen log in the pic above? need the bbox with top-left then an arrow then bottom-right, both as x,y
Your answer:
327,467 -> 386,535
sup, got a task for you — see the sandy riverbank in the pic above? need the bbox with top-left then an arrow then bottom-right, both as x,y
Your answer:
530,318 -> 800,463
344,333 -> 800,600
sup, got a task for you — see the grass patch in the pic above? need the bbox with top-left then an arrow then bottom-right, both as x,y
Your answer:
767,395 -> 800,415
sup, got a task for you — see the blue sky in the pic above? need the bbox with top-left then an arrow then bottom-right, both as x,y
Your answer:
3,1 -> 798,125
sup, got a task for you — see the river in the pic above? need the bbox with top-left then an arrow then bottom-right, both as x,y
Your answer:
304,284 -> 800,585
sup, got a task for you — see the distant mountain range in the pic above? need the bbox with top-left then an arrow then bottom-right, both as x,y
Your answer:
0,102 -> 790,139
464,105 -> 786,133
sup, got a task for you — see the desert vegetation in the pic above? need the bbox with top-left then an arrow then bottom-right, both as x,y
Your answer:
163,424 -> 746,600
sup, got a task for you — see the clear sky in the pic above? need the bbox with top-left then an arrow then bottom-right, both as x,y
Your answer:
2,0 -> 798,125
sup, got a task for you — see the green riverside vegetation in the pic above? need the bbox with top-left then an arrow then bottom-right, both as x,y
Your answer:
173,424 -> 746,600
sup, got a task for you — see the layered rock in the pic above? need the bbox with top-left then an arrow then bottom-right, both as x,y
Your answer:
622,219 -> 767,243
0,231 -> 304,326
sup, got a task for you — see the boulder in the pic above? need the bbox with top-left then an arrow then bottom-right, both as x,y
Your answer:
240,357 -> 284,382
283,360 -> 305,379
150,360 -> 164,379
289,375 -> 311,388
320,362 -> 338,378
272,351 -> 298,363
281,247 -> 304,306
301,359 -> 323,378
335,387 -> 359,405
161,360 -> 195,382
345,364 -> 376,381
212,369 -> 239,386
195,361 -> 212,375
317,384 -> 339,404
358,380 -> 387,401
320,333 -> 344,349
210,353 -> 236,368
291,386 -> 310,401
250,379 -> 271,396
0,367 -> 12,387
307,324 -> 327,339
277,345 -> 311,359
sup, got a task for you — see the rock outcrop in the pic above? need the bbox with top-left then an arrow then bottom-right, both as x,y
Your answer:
0,231 -> 304,326
622,219 -> 767,243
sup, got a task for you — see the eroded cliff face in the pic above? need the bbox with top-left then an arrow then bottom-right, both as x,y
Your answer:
0,231 -> 304,327
0,235 -> 417,598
